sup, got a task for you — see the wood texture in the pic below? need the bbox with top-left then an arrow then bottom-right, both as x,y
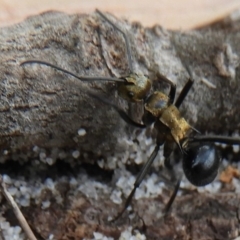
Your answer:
0,10 -> 240,162
0,10 -> 240,240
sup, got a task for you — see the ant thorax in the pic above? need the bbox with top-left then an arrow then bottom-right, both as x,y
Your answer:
144,91 -> 170,117
144,91 -> 191,147
117,73 -> 151,102
160,105 -> 191,146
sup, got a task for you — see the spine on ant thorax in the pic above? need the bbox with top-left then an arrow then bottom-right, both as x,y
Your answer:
160,105 -> 191,146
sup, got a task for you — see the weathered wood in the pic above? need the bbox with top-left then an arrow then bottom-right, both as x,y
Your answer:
0,11 -> 239,162
0,10 -> 240,240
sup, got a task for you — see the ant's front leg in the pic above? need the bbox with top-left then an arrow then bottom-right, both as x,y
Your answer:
88,91 -> 146,129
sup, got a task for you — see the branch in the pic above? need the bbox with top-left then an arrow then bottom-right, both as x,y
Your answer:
0,10 -> 240,240
0,11 -> 239,161
0,175 -> 37,240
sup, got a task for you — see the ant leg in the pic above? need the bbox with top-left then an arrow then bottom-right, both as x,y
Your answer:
174,78 -> 193,108
96,9 -> 134,73
168,83 -> 176,104
111,144 -> 160,221
162,142 -> 182,214
163,142 -> 180,183
163,179 -> 181,215
156,72 -> 176,104
163,141 -> 175,170
189,135 -> 240,145
88,91 -> 146,128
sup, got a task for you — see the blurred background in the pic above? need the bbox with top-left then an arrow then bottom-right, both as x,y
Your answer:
0,0 -> 240,29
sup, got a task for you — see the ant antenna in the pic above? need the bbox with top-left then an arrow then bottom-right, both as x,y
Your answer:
96,9 -> 134,73
20,60 -> 125,83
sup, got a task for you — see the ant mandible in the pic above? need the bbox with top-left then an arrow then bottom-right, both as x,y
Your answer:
20,10 -> 240,221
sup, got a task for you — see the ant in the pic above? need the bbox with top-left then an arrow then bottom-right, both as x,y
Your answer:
20,10 -> 240,221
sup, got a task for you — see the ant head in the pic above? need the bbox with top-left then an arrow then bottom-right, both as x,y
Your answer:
118,74 -> 151,102
182,142 -> 221,186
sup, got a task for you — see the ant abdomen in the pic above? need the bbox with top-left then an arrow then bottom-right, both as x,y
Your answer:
182,143 -> 221,186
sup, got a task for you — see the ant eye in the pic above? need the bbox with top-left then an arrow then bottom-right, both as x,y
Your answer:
128,91 -> 134,98
182,143 -> 221,186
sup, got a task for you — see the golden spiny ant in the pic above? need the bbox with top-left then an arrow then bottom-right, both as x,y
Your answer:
20,9 -> 240,222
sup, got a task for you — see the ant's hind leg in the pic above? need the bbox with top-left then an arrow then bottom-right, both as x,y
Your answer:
162,142 -> 182,215
163,179 -> 181,215
111,144 -> 161,222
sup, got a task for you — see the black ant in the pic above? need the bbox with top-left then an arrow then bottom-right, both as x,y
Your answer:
20,10 -> 240,221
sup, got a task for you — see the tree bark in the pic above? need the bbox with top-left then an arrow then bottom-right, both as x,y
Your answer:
0,10 -> 240,162
0,10 -> 240,240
